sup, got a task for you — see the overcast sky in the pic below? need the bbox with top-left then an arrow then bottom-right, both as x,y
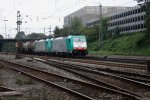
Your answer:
0,0 -> 137,38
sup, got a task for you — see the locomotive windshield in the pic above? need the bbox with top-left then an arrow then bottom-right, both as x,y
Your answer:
73,38 -> 86,42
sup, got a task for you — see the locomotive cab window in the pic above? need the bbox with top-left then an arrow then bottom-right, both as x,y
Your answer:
74,38 -> 86,42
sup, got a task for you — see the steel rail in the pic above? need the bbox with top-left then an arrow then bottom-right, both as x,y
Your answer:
56,57 -> 147,70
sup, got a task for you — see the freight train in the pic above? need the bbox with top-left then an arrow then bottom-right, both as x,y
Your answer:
21,35 -> 88,56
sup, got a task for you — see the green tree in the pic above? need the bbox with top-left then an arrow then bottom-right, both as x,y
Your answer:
54,27 -> 70,37
46,34 -> 53,38
100,18 -> 109,39
70,17 -> 84,34
113,27 -> 121,38
136,0 -> 150,34
15,31 -> 26,39
0,35 -> 3,52
54,26 -> 61,37
81,25 -> 99,42
135,0 -> 150,44
84,18 -> 109,42
0,35 -> 4,39
26,33 -> 46,39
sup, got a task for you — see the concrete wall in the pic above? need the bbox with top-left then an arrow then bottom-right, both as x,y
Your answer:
64,6 -> 131,27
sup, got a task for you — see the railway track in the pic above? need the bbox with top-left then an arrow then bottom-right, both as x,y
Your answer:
0,86 -> 22,97
0,59 -> 141,100
32,55 -> 149,80
32,57 -> 150,100
1,53 -> 148,70
55,57 -> 150,84
19,54 -> 150,85
75,55 -> 148,65
2,53 -> 149,83
0,51 -> 148,65
47,56 -> 147,70
0,86 -> 15,92
49,57 -> 150,85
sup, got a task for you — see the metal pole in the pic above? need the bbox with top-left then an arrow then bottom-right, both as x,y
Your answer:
4,19 -> 8,53
99,4 -> 103,46
144,0 -> 147,9
16,11 -> 22,58
5,21 -> 6,53
49,25 -> 51,35
68,16 -> 71,35
5,21 -> 6,39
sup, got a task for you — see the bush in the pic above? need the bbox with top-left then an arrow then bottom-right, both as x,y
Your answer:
88,32 -> 150,56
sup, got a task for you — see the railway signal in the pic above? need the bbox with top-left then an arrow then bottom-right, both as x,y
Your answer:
16,11 -> 22,59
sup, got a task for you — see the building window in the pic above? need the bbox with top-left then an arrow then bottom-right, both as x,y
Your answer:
138,8 -> 141,13
138,16 -> 141,21
144,24 -> 146,28
129,11 -> 132,15
121,13 -> 123,17
135,25 -> 138,30
135,17 -> 137,22
135,9 -> 138,14
131,18 -> 133,22
133,10 -> 135,14
141,15 -> 144,20
111,17 -> 113,20
123,20 -> 125,24
133,25 -> 136,30
125,12 -> 128,16
141,24 -> 144,28
127,11 -> 130,16
138,24 -> 141,29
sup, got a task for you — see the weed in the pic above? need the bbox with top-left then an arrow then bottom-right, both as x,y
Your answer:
7,97 -> 17,100
28,86 -> 69,100
0,64 -> 4,69
15,76 -> 33,85
0,81 -> 3,86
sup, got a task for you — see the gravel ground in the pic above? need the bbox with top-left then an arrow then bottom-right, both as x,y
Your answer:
0,54 -> 84,81
0,54 -> 85,100
0,67 -> 78,100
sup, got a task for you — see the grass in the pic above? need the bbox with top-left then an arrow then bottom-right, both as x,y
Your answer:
15,76 -> 33,85
88,32 -> 150,56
